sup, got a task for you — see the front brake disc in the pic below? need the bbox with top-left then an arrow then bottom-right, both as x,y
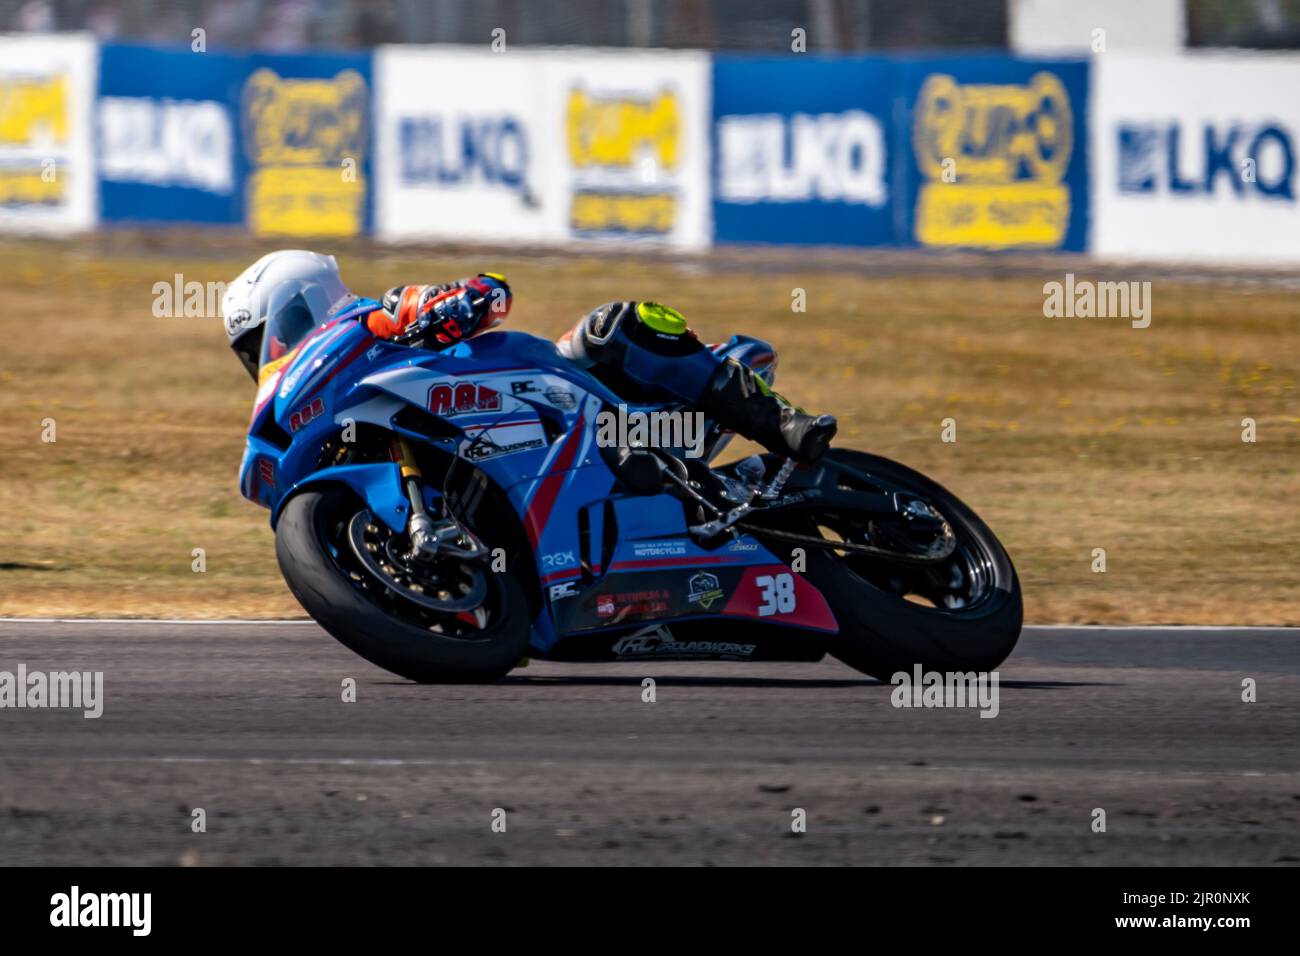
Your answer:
347,510 -> 488,612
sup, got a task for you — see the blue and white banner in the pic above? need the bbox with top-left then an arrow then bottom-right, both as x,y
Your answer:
375,47 -> 547,242
1092,53 -> 1300,264
712,56 -> 896,246
16,35 -> 1300,263
97,44 -> 243,224
97,43 -> 371,236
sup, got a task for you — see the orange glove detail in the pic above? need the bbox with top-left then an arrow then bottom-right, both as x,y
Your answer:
366,286 -> 424,340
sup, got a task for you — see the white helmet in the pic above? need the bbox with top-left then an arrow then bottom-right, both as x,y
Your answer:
223,250 -> 354,381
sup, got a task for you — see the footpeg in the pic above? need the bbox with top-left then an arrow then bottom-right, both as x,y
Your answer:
761,457 -> 797,500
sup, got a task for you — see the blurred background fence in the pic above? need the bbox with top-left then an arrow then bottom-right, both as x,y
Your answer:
2,0 -> 1299,263
2,0 -> 1009,50
0,0 -> 1294,50
5,0 -> 1300,51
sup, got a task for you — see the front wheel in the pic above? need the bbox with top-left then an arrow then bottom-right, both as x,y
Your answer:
766,450 -> 1022,681
275,485 -> 532,683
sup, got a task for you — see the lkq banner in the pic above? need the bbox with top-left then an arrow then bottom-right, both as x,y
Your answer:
0,34 -> 96,233
1092,53 -> 1300,264
375,47 -> 546,242
898,55 -> 1090,252
540,49 -> 711,248
97,44 -> 243,224
712,56 -> 895,246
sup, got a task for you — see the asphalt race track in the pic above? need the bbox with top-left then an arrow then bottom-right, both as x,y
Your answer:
0,620 -> 1296,866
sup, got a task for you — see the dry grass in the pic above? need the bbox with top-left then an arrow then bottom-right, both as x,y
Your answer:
0,234 -> 1295,623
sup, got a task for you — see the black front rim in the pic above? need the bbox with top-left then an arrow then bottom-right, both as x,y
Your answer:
317,499 -> 504,641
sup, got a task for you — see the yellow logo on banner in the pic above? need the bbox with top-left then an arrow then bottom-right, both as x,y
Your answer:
242,68 -> 367,236
566,88 -> 680,169
566,87 -> 681,234
571,191 -> 675,234
0,73 -> 70,205
0,74 -> 68,146
0,169 -> 62,205
913,71 -> 1072,248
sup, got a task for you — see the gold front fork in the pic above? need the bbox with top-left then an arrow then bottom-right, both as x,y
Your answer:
390,436 -> 423,482
390,436 -> 437,554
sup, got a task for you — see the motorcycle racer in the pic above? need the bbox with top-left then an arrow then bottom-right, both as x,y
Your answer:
223,251 -> 1021,686
224,250 -> 836,465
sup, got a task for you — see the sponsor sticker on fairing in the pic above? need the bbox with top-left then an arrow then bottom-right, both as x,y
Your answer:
611,625 -> 756,659
686,571 -> 725,610
631,539 -> 688,558
594,589 -> 670,619
428,382 -> 502,416
288,396 -> 325,431
544,386 -> 577,409
549,581 -> 579,601
462,437 -> 545,461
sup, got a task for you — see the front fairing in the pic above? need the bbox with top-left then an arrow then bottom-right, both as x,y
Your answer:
240,308 -> 389,512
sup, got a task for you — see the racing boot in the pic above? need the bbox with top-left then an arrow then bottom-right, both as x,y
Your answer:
699,358 -> 837,465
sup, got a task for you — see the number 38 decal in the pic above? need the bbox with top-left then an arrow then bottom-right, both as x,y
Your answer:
756,572 -> 797,616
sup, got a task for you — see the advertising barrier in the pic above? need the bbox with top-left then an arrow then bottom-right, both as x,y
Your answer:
375,47 -> 547,242
97,44 -> 243,224
540,49 -> 711,248
6,36 -> 1300,263
1092,52 -> 1300,263
897,55 -> 1090,252
241,52 -> 372,238
375,47 -> 710,248
0,34 -> 97,233
712,55 -> 895,246
96,43 -> 371,236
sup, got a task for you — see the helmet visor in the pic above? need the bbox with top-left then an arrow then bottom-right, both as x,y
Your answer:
257,280 -> 345,368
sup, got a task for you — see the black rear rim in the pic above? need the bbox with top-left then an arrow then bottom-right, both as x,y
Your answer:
807,464 -> 999,612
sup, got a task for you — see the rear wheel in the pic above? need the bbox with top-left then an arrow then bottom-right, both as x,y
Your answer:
275,484 -> 531,683
761,450 -> 1022,681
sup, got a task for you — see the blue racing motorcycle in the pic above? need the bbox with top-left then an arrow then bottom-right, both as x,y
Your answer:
239,302 -> 1022,683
